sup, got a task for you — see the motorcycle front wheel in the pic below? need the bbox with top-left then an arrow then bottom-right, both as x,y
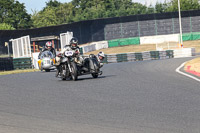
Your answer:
91,73 -> 98,78
70,62 -> 78,81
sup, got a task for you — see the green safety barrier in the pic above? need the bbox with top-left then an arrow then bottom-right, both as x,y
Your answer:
150,51 -> 160,60
182,32 -> 200,41
108,37 -> 140,48
182,33 -> 192,41
108,40 -> 119,48
135,53 -> 143,61
13,57 -> 32,70
119,37 -> 140,46
116,53 -> 128,62
191,32 -> 200,40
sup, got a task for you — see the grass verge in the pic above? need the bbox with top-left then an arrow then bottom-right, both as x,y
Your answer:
184,57 -> 200,73
0,69 -> 39,75
85,40 -> 200,55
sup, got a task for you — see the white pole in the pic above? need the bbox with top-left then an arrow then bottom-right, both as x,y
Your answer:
178,0 -> 183,47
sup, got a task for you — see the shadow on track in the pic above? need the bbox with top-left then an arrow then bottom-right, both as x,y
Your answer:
56,75 -> 116,82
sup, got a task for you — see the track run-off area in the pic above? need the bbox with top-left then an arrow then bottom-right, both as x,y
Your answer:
0,57 -> 200,133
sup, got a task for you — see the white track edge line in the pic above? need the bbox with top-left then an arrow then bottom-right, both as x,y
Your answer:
176,62 -> 200,82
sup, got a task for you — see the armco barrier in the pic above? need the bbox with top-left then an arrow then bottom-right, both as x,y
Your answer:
166,50 -> 174,58
159,51 -> 168,59
13,57 -> 32,70
150,51 -> 160,60
82,44 -> 96,53
135,53 -> 143,61
173,48 -> 195,58
0,57 -> 14,71
95,41 -> 109,50
142,52 -> 151,60
80,41 -> 108,54
101,48 -> 194,64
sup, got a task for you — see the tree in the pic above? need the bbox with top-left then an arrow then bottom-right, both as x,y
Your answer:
166,0 -> 200,12
128,2 -> 147,15
56,2 -> 74,24
0,23 -> 15,30
31,0 -> 200,28
0,0 -> 32,29
46,0 -> 61,7
155,1 -> 168,13
32,7 -> 59,28
146,4 -> 155,14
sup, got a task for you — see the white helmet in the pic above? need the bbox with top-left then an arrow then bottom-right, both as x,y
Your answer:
98,52 -> 105,61
45,41 -> 52,50
98,51 -> 105,58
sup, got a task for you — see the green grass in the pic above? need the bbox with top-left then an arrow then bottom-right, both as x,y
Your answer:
0,69 -> 39,75
0,54 -> 12,58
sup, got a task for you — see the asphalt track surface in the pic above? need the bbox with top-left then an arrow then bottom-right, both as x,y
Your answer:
0,57 -> 200,133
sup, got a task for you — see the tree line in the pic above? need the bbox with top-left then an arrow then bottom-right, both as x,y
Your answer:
0,0 -> 200,30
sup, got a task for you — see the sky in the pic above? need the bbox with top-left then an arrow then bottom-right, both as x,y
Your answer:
17,0 -> 166,15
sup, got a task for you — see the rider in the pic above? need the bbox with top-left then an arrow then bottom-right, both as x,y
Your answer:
38,41 -> 56,59
55,37 -> 83,77
82,51 -> 105,73
97,51 -> 105,68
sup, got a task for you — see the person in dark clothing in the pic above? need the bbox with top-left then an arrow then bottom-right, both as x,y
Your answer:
55,37 -> 83,77
38,41 -> 56,59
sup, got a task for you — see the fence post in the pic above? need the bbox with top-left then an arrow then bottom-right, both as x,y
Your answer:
154,14 -> 158,36
172,18 -> 175,34
138,21 -> 140,37
190,16 -> 192,33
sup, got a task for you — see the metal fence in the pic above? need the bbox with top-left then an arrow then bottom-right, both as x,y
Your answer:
60,32 -> 73,50
11,36 -> 31,58
1,10 -> 200,54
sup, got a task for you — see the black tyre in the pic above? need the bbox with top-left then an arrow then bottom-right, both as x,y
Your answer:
61,76 -> 66,80
70,62 -> 78,81
92,73 -> 98,78
45,69 -> 50,72
60,65 -> 66,80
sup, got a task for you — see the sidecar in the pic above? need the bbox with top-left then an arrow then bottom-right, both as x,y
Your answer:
38,51 -> 56,72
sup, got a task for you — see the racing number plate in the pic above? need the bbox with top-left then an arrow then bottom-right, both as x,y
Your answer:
65,51 -> 73,57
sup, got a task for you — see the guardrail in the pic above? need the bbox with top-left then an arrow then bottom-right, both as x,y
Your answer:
13,57 -> 32,70
83,48 -> 194,64
102,50 -> 173,63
